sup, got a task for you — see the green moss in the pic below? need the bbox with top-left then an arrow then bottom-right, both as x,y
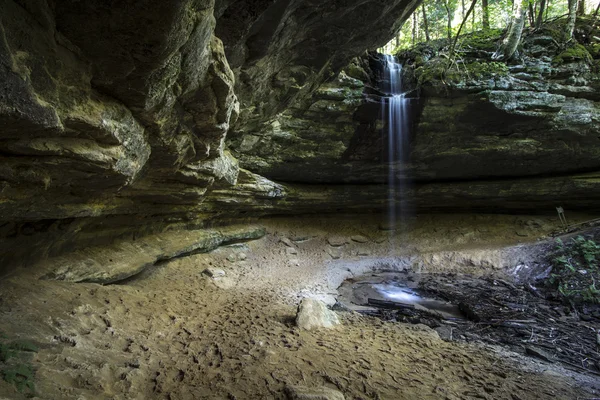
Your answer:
1,364 -> 35,394
460,61 -> 509,79
585,43 -> 600,59
414,59 -> 447,85
459,29 -> 504,52
553,44 -> 592,64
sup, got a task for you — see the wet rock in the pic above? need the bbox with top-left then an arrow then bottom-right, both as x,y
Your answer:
285,385 -> 345,400
350,235 -> 369,243
525,346 -> 553,362
327,237 -> 347,247
296,298 -> 340,330
202,268 -> 226,278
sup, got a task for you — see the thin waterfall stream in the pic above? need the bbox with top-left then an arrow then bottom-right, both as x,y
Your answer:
382,54 -> 411,234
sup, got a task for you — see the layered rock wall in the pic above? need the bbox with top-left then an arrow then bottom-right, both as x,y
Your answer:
0,0 -> 418,270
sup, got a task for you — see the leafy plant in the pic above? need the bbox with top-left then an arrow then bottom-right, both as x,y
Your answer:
548,235 -> 600,304
1,364 -> 35,394
0,336 -> 38,395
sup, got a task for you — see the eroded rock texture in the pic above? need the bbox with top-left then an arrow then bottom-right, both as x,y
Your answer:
0,0 -> 419,269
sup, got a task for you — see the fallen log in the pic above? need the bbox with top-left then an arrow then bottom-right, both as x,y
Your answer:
367,298 -> 416,310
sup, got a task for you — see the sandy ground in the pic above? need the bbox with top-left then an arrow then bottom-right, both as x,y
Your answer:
0,213 -> 598,399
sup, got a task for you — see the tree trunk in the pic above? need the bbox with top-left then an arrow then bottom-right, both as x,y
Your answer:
492,0 -> 528,60
595,0 -> 600,16
444,0 -> 453,39
482,0 -> 490,28
578,0 -> 585,15
462,0 -> 466,18
412,11 -> 417,45
536,0 -> 547,28
450,0 -> 479,57
528,2 -> 536,27
565,0 -> 579,41
422,4 -> 431,41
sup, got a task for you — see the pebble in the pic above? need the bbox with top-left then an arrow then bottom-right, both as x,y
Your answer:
286,247 -> 298,255
350,235 -> 369,243
202,268 -> 226,278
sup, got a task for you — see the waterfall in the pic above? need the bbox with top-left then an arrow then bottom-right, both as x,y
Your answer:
382,54 -> 410,232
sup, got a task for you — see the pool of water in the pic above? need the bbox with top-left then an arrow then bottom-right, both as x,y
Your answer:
337,272 -> 464,320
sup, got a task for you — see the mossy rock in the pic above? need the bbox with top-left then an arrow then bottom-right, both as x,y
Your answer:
458,29 -> 504,52
553,44 -> 592,64
460,61 -> 509,80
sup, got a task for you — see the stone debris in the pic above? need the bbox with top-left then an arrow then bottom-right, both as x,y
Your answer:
202,268 -> 226,278
296,298 -> 340,330
326,247 -> 342,259
356,248 -> 370,256
525,346 -> 553,362
327,236 -> 347,247
285,385 -> 345,400
350,235 -> 369,243
281,237 -> 295,247
286,247 -> 298,255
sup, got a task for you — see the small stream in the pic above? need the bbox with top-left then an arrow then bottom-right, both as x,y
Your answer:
337,272 -> 465,320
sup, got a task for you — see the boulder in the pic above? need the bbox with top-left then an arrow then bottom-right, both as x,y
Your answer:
296,298 -> 340,330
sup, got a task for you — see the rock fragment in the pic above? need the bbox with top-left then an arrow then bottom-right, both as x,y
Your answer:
285,385 -> 345,400
296,298 -> 340,330
202,268 -> 226,278
350,235 -> 369,243
327,236 -> 347,247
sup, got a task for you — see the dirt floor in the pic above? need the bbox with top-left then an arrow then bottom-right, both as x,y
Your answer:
0,213 -> 599,399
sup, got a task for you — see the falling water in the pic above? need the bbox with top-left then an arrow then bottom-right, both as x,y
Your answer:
382,54 -> 410,232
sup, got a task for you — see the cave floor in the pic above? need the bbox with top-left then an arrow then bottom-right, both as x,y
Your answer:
0,214 -> 598,399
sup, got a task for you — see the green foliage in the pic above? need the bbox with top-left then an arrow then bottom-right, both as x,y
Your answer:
1,364 -> 35,394
459,29 -> 504,52
0,336 -> 38,395
553,44 -> 593,64
380,0 -> 588,55
548,235 -> 600,304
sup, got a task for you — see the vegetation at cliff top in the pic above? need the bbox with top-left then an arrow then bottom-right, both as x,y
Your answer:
381,0 -> 600,54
